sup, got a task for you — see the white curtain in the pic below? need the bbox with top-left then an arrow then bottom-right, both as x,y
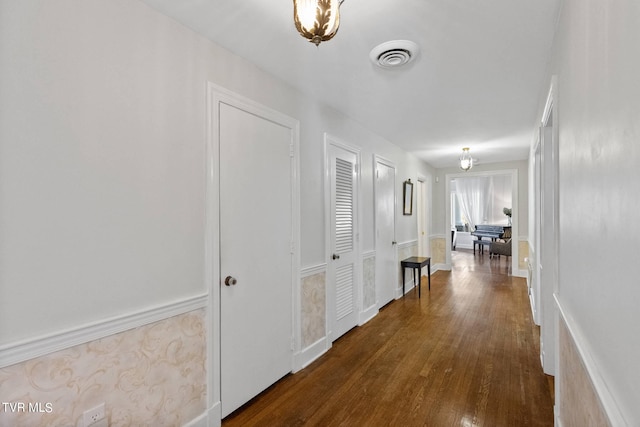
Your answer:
455,177 -> 493,232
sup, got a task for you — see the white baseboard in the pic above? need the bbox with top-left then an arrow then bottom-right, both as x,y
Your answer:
429,264 -> 441,274
529,293 -> 540,326
359,304 -> 378,326
183,404 -> 217,427
183,414 -> 207,427
402,279 -> 416,295
0,293 -> 208,368
514,269 -> 527,278
434,263 -> 450,272
296,337 -> 330,371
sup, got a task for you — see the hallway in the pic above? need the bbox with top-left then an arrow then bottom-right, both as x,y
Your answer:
223,252 -> 554,426
451,247 -> 512,276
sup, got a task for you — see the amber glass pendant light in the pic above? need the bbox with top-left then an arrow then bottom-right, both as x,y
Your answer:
293,0 -> 343,46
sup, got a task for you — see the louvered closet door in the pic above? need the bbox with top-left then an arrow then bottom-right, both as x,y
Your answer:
328,142 -> 359,341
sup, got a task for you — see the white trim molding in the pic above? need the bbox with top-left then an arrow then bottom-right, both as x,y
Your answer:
301,263 -> 327,278
397,239 -> 418,250
296,337 -> 330,371
430,264 -> 446,274
183,406 -> 217,427
359,304 -> 378,325
0,294 -> 208,368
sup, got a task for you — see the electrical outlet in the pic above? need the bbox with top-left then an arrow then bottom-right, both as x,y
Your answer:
82,403 -> 105,426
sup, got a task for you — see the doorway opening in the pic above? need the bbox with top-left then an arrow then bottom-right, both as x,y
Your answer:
445,169 -> 519,275
416,177 -> 429,257
536,78 -> 559,376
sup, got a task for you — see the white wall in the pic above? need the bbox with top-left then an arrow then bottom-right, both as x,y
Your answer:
0,0 -> 208,345
535,0 -> 640,423
0,0 -> 433,349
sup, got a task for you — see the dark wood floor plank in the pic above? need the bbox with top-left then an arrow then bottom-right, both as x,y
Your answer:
223,250 -> 554,427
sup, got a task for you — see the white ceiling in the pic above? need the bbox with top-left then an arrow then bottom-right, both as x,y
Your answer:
141,0 -> 561,168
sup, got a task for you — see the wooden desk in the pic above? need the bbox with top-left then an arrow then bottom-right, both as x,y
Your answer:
401,256 -> 431,297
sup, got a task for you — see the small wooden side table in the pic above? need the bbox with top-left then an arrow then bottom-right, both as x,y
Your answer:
400,256 -> 431,297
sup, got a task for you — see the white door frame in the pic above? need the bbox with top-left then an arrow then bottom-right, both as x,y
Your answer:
532,137 -> 542,326
444,169 -> 519,275
206,82 -> 301,423
416,175 -> 429,257
538,77 -> 559,376
324,133 -> 362,342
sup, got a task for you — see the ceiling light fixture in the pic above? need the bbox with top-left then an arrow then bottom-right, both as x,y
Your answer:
293,0 -> 344,46
460,147 -> 473,171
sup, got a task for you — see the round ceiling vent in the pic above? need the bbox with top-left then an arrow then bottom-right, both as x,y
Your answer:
370,40 -> 419,68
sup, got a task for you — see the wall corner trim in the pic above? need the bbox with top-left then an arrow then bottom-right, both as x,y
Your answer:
0,293 -> 208,368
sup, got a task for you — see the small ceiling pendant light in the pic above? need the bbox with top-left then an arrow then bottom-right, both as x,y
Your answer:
460,147 -> 473,171
293,0 -> 344,46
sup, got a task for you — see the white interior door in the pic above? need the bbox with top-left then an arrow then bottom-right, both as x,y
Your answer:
326,139 -> 359,341
375,158 -> 397,307
219,101 -> 294,417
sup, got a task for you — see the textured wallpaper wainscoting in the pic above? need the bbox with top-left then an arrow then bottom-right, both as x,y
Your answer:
362,253 -> 376,311
518,239 -> 529,271
558,315 -> 612,427
430,236 -> 446,265
300,270 -> 326,349
0,310 -> 206,427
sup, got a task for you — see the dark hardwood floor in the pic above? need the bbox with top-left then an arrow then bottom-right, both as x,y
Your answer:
223,250 -> 554,426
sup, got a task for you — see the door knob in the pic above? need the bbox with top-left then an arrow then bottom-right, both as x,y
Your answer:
392,241 -> 397,245
224,276 -> 237,286
332,254 -> 340,260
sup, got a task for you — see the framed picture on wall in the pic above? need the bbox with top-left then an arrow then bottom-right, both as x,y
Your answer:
403,179 -> 413,215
